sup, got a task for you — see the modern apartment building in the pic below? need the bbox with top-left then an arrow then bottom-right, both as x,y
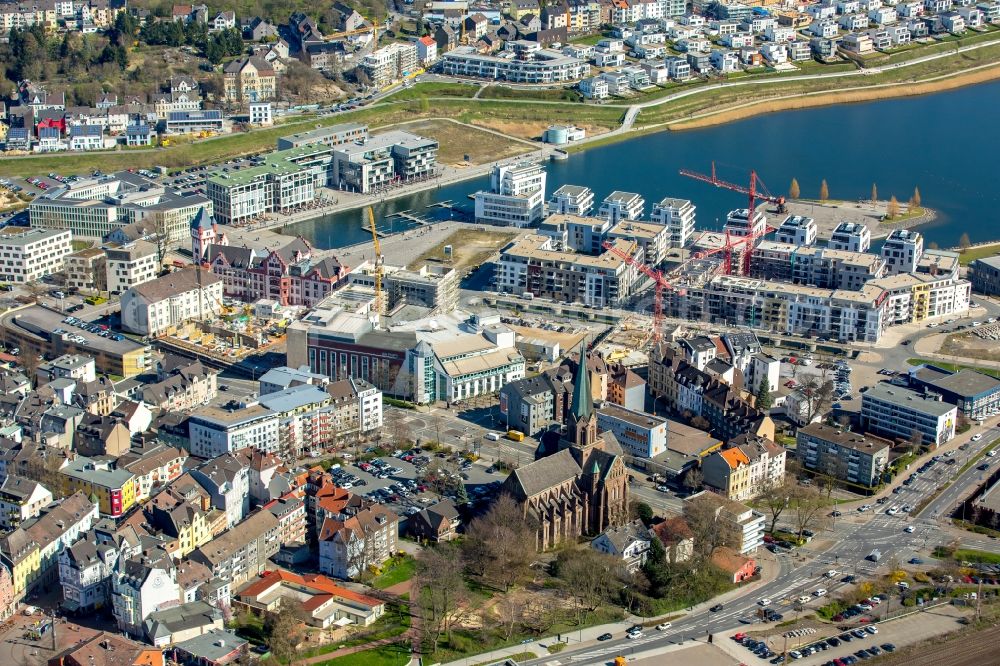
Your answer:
880,229 -> 924,275
360,42 -> 418,87
440,44 -> 589,82
595,403 -> 668,458
606,220 -> 670,265
474,162 -> 547,227
598,191 -> 645,224
120,267 -> 223,337
104,240 -> 159,295
665,275 -> 889,343
0,228 -> 72,283
65,247 -> 108,294
548,185 -> 595,216
827,222 -> 872,253
206,158 -> 314,226
495,234 -> 642,306
750,241 -> 887,291
650,197 -> 696,248
188,404 -> 280,458
796,422 -> 890,487
276,123 -> 368,150
724,208 -> 767,238
330,131 -> 438,193
774,215 -> 817,246
860,383 -> 957,447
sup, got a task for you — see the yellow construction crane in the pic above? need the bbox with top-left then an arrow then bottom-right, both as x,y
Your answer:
368,206 -> 385,320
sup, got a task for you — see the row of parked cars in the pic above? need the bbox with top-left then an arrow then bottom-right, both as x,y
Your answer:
61,316 -> 125,342
831,594 -> 888,622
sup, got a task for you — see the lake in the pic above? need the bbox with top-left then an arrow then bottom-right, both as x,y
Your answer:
286,79 -> 1000,250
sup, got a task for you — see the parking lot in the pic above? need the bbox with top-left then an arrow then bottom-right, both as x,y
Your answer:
325,446 -> 505,521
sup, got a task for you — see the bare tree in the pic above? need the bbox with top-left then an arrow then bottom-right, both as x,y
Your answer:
553,548 -> 620,621
758,477 -> 792,534
683,493 -> 738,558
802,377 -> 835,423
494,596 -> 525,642
462,493 -> 536,592
790,485 -> 830,540
415,542 -> 467,648
684,467 -> 704,493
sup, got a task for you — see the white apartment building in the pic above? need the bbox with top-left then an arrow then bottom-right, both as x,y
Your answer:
188,404 -> 280,458
828,221 -> 871,252
598,191 -> 645,224
774,215 -> 817,246
607,220 -> 670,265
724,208 -> 767,238
861,382 -> 957,447
650,197 -> 696,248
548,185 -> 595,217
120,267 -> 223,337
105,240 -> 159,295
360,42 -> 418,88
880,229 -> 924,275
685,491 -> 766,555
111,559 -> 180,636
0,476 -> 53,530
440,45 -> 589,83
474,162 -> 547,227
0,228 -> 72,283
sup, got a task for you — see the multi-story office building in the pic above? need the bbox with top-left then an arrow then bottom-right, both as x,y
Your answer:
360,42 -> 418,87
796,422 -> 890,487
30,172 -> 210,242
751,241 -> 886,291
188,404 -> 280,458
276,123 -> 368,150
440,44 -> 589,82
104,241 -> 159,295
474,162 -> 547,227
495,234 -> 642,306
206,159 -> 315,226
861,383 -> 957,447
774,215 -> 817,246
650,197 -> 696,248
596,403 -> 667,458
880,229 -> 924,275
120,267 -> 223,337
0,228 -> 72,283
598,191 -> 645,224
548,185 -> 595,216
908,364 -> 1000,420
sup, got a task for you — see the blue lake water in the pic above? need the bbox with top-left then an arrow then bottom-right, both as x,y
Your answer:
287,79 -> 1000,250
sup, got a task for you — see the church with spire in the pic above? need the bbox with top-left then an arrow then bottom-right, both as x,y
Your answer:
501,343 -> 630,550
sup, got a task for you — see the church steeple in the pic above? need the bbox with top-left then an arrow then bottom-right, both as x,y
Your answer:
571,341 -> 593,423
569,341 -> 597,450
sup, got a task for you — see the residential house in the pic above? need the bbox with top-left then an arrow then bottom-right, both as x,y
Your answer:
223,56 -> 277,103
407,499 -> 460,542
189,509 -> 281,586
318,504 -> 399,579
649,516 -> 694,563
590,519 -> 652,572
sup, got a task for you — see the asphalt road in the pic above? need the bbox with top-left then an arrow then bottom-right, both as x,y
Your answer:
520,428 -> 1000,666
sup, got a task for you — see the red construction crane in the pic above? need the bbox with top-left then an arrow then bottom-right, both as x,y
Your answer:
602,240 -> 672,343
679,162 -> 785,276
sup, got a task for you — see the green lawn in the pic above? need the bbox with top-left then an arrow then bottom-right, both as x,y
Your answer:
569,33 -> 606,45
373,554 -> 417,590
312,642 -> 411,666
957,244 -> 1000,265
300,605 -> 412,659
390,82 -> 480,100
478,85 -> 583,102
906,358 -> 1000,379
953,548 -> 1000,564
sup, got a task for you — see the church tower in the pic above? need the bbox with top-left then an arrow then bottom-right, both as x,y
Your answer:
190,207 -> 223,264
568,341 -> 598,453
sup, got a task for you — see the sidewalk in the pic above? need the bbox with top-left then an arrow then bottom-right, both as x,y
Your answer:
436,549 -> 784,666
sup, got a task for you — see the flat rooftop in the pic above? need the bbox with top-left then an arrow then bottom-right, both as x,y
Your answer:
2,305 -> 147,357
597,402 -> 666,429
863,383 -> 957,416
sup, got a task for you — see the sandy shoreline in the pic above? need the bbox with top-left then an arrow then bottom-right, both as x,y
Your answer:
666,62 -> 1000,131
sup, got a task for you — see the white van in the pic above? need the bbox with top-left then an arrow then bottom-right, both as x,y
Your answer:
485,432 -> 501,441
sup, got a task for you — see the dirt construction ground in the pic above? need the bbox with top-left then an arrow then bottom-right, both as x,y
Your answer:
391,119 -> 534,166
405,227 -> 516,272
877,622 -> 1000,666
